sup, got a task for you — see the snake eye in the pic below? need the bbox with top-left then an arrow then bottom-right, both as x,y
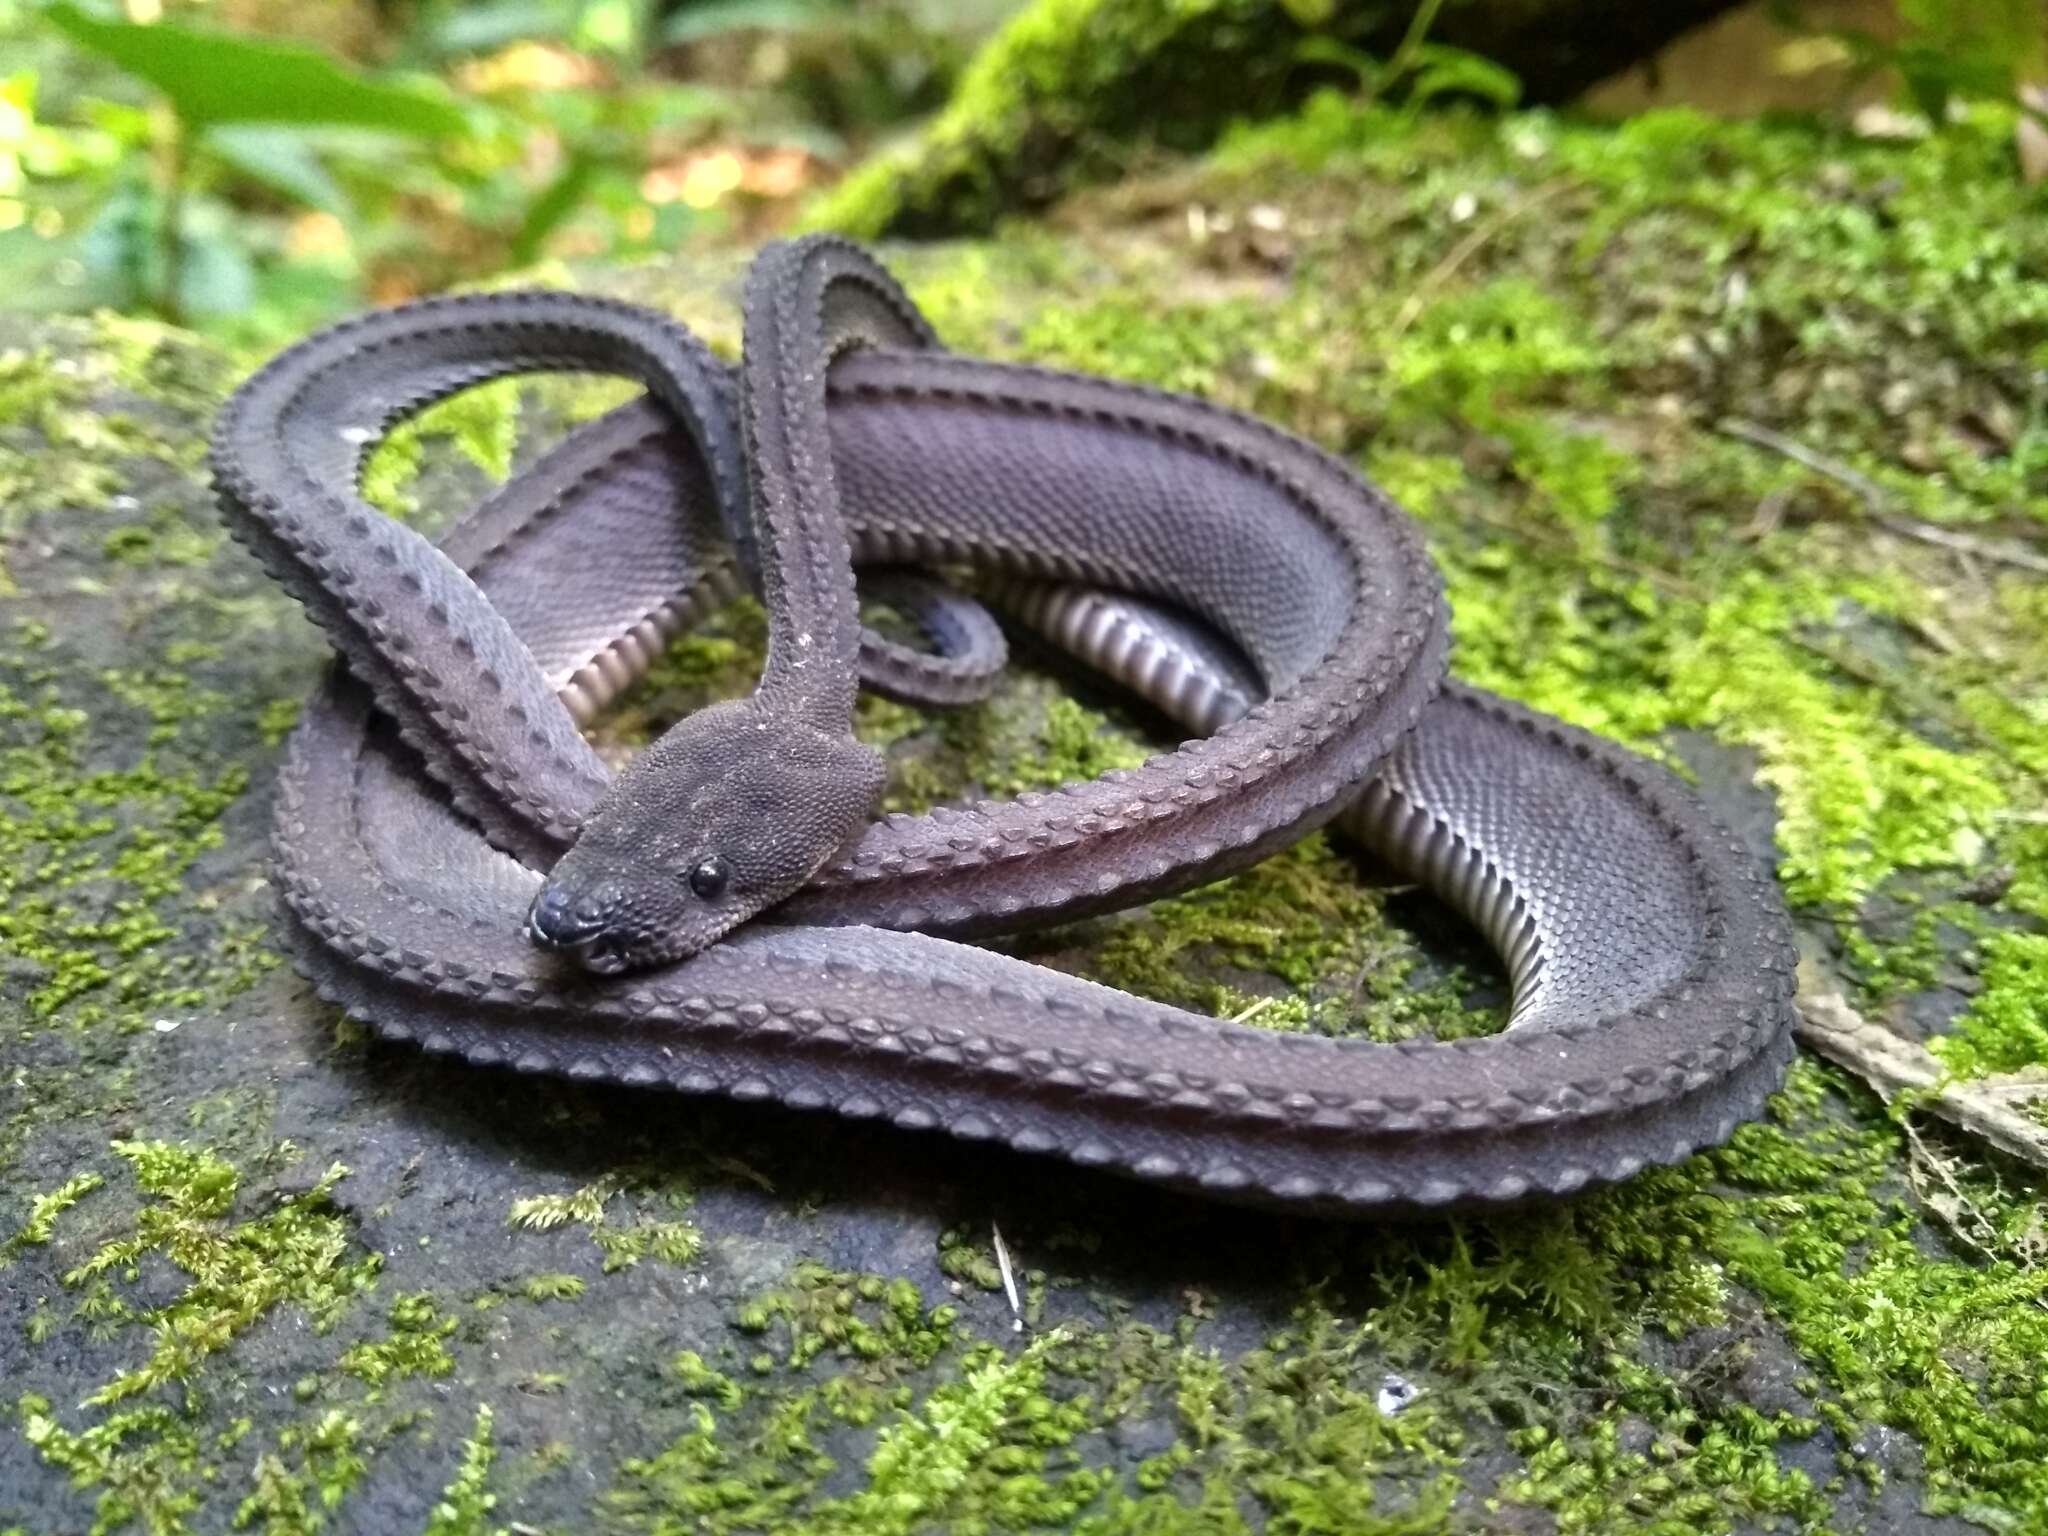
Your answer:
687,855 -> 731,901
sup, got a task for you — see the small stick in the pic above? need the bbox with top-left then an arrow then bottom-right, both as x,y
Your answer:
1864,514 -> 2048,575
1900,610 -> 1965,658
991,1221 -> 1023,1332
1716,417 -> 2048,576
1229,995 -> 1278,1026
1717,415 -> 1890,504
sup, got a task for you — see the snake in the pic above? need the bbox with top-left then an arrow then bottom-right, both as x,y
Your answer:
209,236 -> 1797,1214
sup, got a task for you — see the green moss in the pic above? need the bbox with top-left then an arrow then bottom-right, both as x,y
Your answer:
1701,1104 -> 2048,1519
254,696 -> 301,748
804,0 -> 1687,240
610,1299 -> 1090,1535
51,1146 -> 371,1408
832,1336 -> 1086,1535
423,1405 -> 500,1536
1503,1387 -> 1829,1535
1430,550 -> 2010,913
734,1264 -> 959,1375
518,1273 -> 587,1303
673,1351 -> 744,1410
340,1293 -> 458,1391
618,1280 -> 1470,1532
602,1057 -> 2048,1532
0,344 -> 76,430
0,325 -> 283,1134
507,1171 -> 703,1275
0,601 -> 270,1039
1933,932 -> 2048,1078
936,1229 -> 1006,1293
232,1411 -> 368,1536
10,1145 -> 396,1529
361,377 -> 523,525
5,1171 -> 103,1250
18,1396 -> 206,1536
807,0 -> 1321,239
949,693 -> 1151,800
0,316 -> 228,564
1015,292 -> 1275,400
1068,835 -> 1498,1038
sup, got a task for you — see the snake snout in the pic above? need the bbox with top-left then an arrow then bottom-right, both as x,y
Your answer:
527,880 -> 621,955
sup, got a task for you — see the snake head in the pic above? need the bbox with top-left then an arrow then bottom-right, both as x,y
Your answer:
528,698 -> 884,974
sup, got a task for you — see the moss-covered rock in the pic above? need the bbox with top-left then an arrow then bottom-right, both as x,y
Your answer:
6,97 -> 2048,1533
803,0 -> 1739,239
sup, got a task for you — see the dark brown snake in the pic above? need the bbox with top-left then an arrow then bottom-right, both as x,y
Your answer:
209,237 -> 1797,1214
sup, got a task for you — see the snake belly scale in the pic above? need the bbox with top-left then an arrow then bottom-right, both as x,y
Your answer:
211,237 -> 1798,1214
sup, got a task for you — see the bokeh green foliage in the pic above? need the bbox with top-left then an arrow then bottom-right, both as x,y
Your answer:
7,1 -> 2047,346
0,0 -> 993,343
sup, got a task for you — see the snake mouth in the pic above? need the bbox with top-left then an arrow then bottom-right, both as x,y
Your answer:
527,886 -> 631,974
527,918 -> 632,976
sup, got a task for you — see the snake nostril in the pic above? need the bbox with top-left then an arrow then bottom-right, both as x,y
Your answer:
529,884 -> 609,948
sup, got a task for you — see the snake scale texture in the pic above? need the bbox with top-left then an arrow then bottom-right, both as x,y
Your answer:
211,237 -> 1797,1215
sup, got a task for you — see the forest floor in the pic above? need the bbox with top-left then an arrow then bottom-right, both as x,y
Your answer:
3,94 -> 2048,1534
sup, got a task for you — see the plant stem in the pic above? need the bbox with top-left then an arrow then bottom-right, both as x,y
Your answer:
1385,0 -> 1448,86
159,117 -> 186,327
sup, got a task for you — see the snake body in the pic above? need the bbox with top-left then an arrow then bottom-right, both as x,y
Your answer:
212,238 -> 1796,1214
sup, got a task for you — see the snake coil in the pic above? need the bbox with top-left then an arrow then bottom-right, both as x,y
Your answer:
211,237 -> 1797,1214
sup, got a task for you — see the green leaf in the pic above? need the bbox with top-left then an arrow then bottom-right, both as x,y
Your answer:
1275,0 -> 1333,24
509,152 -> 597,265
205,126 -> 351,217
1900,0 -> 2044,77
42,3 -> 467,135
1293,35 -> 1380,93
428,0 -> 574,56
661,0 -> 838,46
574,0 -> 646,55
75,179 -> 156,309
637,81 -> 738,131
175,204 -> 257,317
1898,56 -> 1953,127
1404,44 -> 1522,112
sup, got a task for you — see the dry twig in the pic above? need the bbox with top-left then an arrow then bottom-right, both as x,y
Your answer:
1717,416 -> 2048,576
991,1221 -> 1024,1333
